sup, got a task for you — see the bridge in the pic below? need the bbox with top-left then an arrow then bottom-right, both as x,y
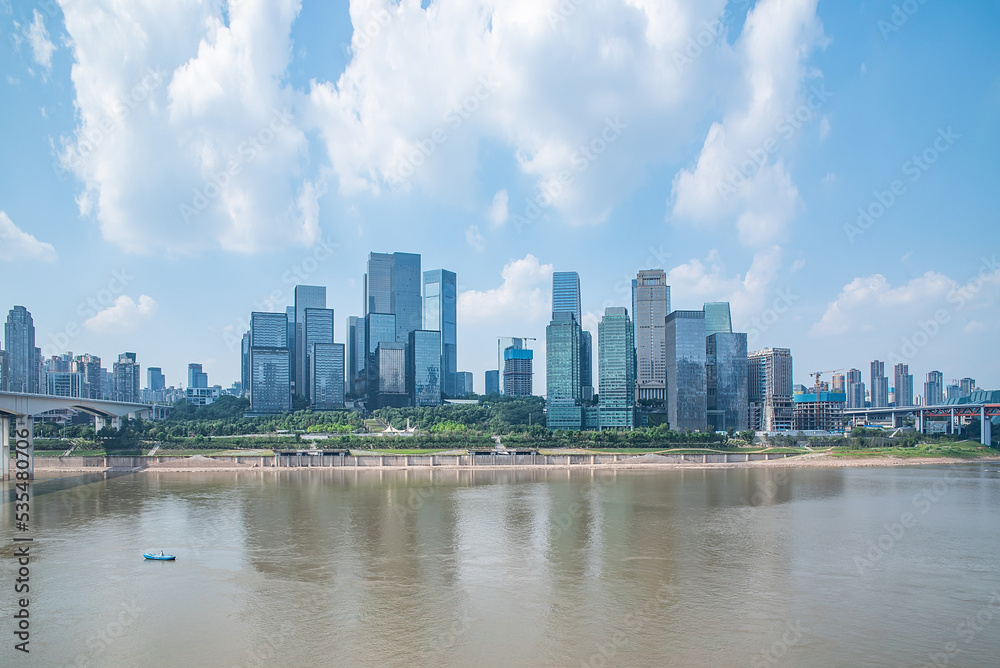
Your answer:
844,396 -> 999,446
1,391 -> 151,480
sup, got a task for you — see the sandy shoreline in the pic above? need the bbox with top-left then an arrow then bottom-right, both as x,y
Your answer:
31,452 -> 1000,474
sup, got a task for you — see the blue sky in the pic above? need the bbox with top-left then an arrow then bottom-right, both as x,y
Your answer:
1,0 -> 998,395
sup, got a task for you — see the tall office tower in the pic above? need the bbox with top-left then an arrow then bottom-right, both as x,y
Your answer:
546,312 -> 582,430
832,373 -> 846,394
286,306 -> 295,394
187,363 -> 208,389
240,331 -> 251,398
503,346 -> 534,396
249,311 -> 291,414
346,316 -> 365,396
0,350 -> 8,391
748,347 -> 794,432
946,384 -> 961,400
407,330 -> 443,406
869,360 -> 889,408
294,286 -> 326,397
580,330 -> 594,402
959,377 -> 976,397
112,352 -> 141,403
845,368 -> 865,409
456,371 -> 474,396
366,252 -> 422,340
423,269 -> 458,396
4,306 -> 38,393
374,342 -> 408,408
498,337 -> 524,394
893,363 -> 913,407
924,370 -> 944,406
665,310 -> 707,431
100,368 -> 112,400
46,371 -> 83,397
633,270 -> 669,403
598,307 -> 636,428
706,332 -> 748,432
309,342 -> 345,410
304,307 -> 335,403
552,271 -> 582,323
147,367 -> 166,392
703,302 -> 733,338
485,370 -> 500,396
365,312 -> 396,400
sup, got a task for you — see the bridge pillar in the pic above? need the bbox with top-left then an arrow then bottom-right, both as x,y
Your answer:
1,416 -> 8,481
15,416 -> 33,481
982,407 -> 992,446
112,416 -> 122,430
917,409 -> 924,435
951,408 -> 956,435
94,415 -> 105,432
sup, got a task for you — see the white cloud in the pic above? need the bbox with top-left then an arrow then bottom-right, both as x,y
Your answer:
459,254 -> 553,325
0,210 -> 56,261
465,224 -> 486,251
24,10 -> 55,72
84,295 -> 158,331
489,189 -> 509,226
790,258 -> 806,273
819,115 -> 831,140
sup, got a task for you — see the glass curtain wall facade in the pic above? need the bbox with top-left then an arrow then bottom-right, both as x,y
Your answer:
365,313 -> 396,400
598,307 -> 636,429
390,253 -> 422,344
250,311 -> 291,414
293,286 -> 326,398
304,307 -> 335,403
408,330 -> 443,406
347,316 -> 365,396
423,269 -> 457,396
703,302 -> 733,338
310,342 -> 345,409
485,370 -> 500,396
4,306 -> 38,394
706,332 -> 748,432
552,272 -> 582,323
633,271 -> 669,402
503,347 -> 533,396
375,343 -> 408,408
580,330 -> 593,401
546,312 -> 582,430
665,310 -> 707,431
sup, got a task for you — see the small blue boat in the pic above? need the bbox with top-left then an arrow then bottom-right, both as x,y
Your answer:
143,551 -> 176,561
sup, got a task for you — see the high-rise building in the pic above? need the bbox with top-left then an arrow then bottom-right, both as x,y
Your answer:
286,306 -> 296,396
552,271 -> 582,323
959,377 -> 976,397
706,332 -> 748,432
187,363 -> 208,389
374,342 -> 408,408
364,252 -> 393,315
148,367 -> 165,392
498,337 -> 524,395
293,286 -> 326,398
310,342 -> 345,410
485,370 -> 500,396
546,311 -> 582,430
240,331 -> 251,398
946,384 -> 961,401
4,306 -> 38,393
423,269 -> 458,396
893,363 -> 913,407
748,347 -> 794,431
793,391 -> 846,432
249,311 -> 291,414
0,350 -> 8,392
598,307 -> 636,429
924,370 -> 944,406
870,360 -> 889,408
703,302 -> 733,338
408,330 -> 443,406
831,373 -> 846,394
366,252 -> 421,343
456,371 -> 474,396
845,368 -> 865,409
112,352 -> 141,403
633,270 -> 669,402
580,329 -> 594,402
503,347 -> 533,397
365,312 -> 396,401
46,371 -> 83,397
665,310 -> 707,431
304,307 -> 335,403
347,316 -> 365,396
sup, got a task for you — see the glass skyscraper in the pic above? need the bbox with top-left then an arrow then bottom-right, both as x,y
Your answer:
580,330 -> 593,401
294,285 -> 326,397
870,360 -> 889,408
365,312 -> 396,397
665,310 -> 707,431
485,370 -> 500,396
552,272 -> 582,323
546,311 -> 582,430
250,311 -> 291,414
4,306 -> 38,394
423,269 -> 457,396
347,316 -> 365,396
309,342 -> 345,409
187,363 -> 208,389
598,307 -> 636,428
375,342 -> 408,408
706,332 -> 748,432
703,302 -> 733,338
304,307 -> 335,403
633,271 -> 670,402
408,330 -> 443,406
924,370 -> 944,406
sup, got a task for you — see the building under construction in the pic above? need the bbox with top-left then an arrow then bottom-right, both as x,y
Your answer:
793,392 -> 847,432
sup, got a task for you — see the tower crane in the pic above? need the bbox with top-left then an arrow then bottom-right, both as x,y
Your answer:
810,369 -> 844,397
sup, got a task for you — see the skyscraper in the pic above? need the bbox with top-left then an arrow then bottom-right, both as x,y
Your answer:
4,306 -> 38,393
423,269 -> 457,396
893,363 -> 913,407
598,307 -> 636,429
485,370 -> 500,396
552,272 -> 582,323
347,316 -> 365,396
187,363 -> 208,389
294,286 -> 326,398
456,372 -> 474,396
408,330 -> 443,406
703,302 -> 733,338
633,270 -> 669,402
870,360 -> 889,408
498,337 -> 523,394
365,312 -> 396,400
503,347 -> 533,396
706,332 -> 748,432
241,331 -> 251,398
959,377 -> 976,397
310,342 -> 345,410
665,310 -> 707,431
390,253 -> 422,343
546,312 -> 582,430
112,352 -> 140,403
748,348 -> 794,431
846,368 -> 865,409
924,370 -> 944,406
364,252 -> 394,315
148,367 -> 166,392
72,353 -> 102,399
831,373 -> 846,394
249,311 -> 291,414
304,307 -> 335,403
374,342 -> 408,408
580,329 -> 594,402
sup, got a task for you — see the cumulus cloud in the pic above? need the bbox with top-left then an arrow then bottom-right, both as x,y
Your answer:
84,295 -> 158,331
0,210 -> 56,261
23,9 -> 55,72
465,224 -> 486,251
489,189 -> 509,226
459,254 -> 553,325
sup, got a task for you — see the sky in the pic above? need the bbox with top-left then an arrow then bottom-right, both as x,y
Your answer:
1,0 -> 998,396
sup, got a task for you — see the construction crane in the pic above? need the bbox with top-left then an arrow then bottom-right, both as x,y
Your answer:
810,369 -> 844,397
